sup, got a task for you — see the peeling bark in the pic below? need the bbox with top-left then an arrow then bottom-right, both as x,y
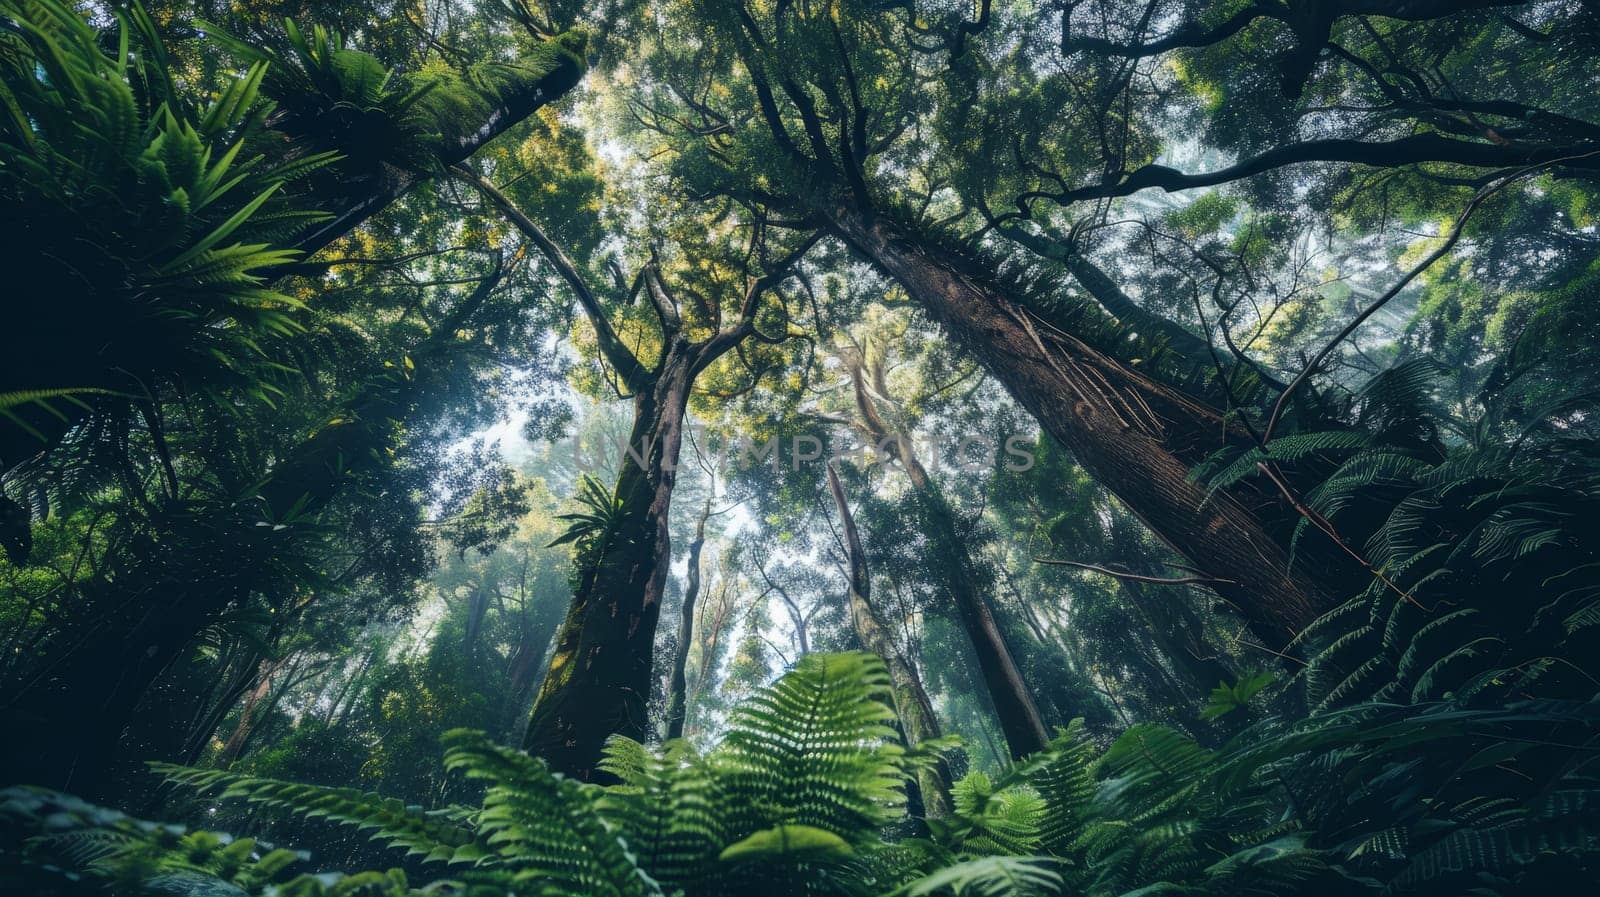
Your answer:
823,204 -> 1333,646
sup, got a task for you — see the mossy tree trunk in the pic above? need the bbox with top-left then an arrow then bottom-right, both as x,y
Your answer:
839,346 -> 1050,759
521,344 -> 695,779
828,465 -> 954,819
465,172 -> 811,779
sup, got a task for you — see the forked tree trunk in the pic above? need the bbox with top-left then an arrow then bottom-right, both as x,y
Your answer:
466,169 -> 804,779
824,205 -> 1333,645
828,466 -> 953,818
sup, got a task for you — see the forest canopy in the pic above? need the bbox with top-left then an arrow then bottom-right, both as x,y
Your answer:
3,0 -> 1600,894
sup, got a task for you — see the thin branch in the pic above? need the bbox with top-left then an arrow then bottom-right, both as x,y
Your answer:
1033,557 -> 1235,586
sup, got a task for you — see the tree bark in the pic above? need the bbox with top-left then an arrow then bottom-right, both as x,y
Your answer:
467,172 -> 809,780
521,345 -> 695,779
823,204 -> 1333,646
665,498 -> 712,740
841,346 -> 1050,758
828,465 -> 953,818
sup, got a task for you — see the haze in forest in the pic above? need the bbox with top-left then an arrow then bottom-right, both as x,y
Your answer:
3,1 -> 1600,894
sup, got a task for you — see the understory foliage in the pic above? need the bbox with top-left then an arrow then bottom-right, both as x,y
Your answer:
5,649 -> 1598,896
1196,357 -> 1600,714
0,0 -> 333,483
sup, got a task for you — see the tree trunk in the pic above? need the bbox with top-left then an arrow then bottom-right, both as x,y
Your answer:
503,624 -> 549,741
178,647 -> 262,764
843,350 -> 1049,758
218,656 -> 288,765
828,466 -> 953,818
665,498 -> 712,740
521,342 -> 696,780
823,204 -> 1333,645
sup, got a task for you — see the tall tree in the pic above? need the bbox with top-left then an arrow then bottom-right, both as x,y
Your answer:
828,464 -> 954,817
824,333 -> 1048,758
629,0 -> 1336,645
458,170 -> 816,779
664,496 -> 713,740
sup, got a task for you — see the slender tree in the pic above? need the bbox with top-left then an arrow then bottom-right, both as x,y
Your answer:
665,497 -> 713,740
827,336 -> 1048,758
828,464 -> 953,817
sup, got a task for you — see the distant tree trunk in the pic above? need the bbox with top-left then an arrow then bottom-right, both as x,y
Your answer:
0,270 -> 502,796
823,204 -> 1334,646
666,498 -> 712,741
1119,577 -> 1236,695
179,647 -> 262,764
326,645 -> 381,728
463,583 -> 491,657
218,655 -> 293,765
828,466 -> 953,818
521,343 -> 695,780
841,349 -> 1049,759
503,626 -> 549,740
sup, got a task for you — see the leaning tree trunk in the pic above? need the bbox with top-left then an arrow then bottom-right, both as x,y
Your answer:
504,624 -> 550,741
844,353 -> 1048,758
828,466 -> 953,818
665,498 -> 712,741
521,340 -> 696,781
824,204 -> 1334,646
0,273 -> 500,795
